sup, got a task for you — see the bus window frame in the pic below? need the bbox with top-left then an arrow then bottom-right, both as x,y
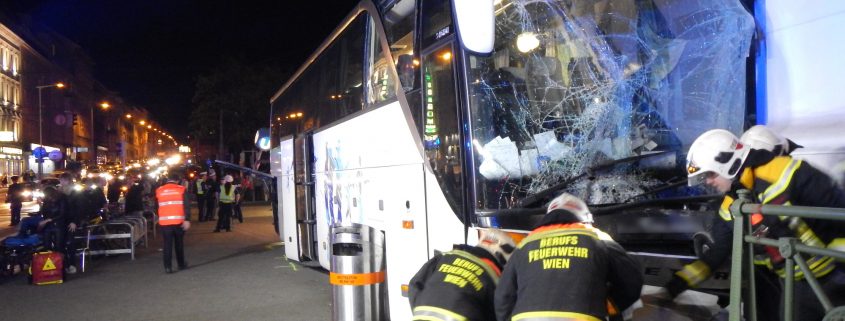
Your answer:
419,37 -> 470,221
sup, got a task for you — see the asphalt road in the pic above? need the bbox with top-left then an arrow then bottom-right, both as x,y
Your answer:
0,204 -> 332,321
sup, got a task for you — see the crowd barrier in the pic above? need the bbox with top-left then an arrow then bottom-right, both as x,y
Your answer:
727,190 -> 845,321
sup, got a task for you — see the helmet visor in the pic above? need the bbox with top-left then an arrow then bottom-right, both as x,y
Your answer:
688,170 -> 718,187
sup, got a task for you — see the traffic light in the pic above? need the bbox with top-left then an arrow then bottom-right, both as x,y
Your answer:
72,114 -> 78,126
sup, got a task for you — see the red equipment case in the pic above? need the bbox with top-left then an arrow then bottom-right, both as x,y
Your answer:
29,251 -> 63,285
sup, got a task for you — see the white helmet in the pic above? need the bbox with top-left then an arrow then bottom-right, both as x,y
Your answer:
687,129 -> 749,186
223,175 -> 234,183
740,125 -> 788,155
546,193 -> 593,223
477,229 -> 516,265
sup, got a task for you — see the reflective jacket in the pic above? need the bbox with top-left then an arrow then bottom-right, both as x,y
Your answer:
156,183 -> 187,226
408,245 -> 502,321
195,179 -> 205,195
219,184 -> 236,204
495,223 -> 643,321
672,152 -> 845,291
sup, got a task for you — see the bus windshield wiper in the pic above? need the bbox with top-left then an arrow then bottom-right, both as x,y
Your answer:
515,150 -> 672,208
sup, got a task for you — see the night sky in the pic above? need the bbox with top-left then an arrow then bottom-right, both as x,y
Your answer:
1,0 -> 358,138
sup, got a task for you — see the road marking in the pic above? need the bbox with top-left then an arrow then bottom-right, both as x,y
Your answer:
274,262 -> 298,271
273,253 -> 297,271
264,241 -> 284,251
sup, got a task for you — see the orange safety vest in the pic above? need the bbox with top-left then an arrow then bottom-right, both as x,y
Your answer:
156,183 -> 186,226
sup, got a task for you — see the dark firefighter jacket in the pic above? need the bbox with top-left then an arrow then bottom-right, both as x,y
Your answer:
408,244 -> 503,321
669,151 -> 845,294
495,216 -> 643,321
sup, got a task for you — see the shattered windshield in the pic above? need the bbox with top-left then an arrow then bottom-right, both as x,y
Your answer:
467,0 -> 754,211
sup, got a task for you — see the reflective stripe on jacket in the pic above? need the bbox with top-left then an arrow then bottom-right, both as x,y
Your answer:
495,224 -> 643,321
219,185 -> 235,204
511,311 -> 602,321
408,245 -> 502,321
156,183 -> 186,226
716,156 -> 845,281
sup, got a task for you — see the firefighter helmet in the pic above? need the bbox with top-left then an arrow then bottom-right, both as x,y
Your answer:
740,125 -> 788,155
546,193 -> 593,223
687,129 -> 749,186
477,229 -> 516,265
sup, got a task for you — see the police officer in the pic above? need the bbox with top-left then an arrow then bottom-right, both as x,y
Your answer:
668,129 -> 845,321
156,173 -> 191,273
408,229 -> 515,321
214,175 -> 237,232
195,173 -> 207,222
495,193 -> 643,321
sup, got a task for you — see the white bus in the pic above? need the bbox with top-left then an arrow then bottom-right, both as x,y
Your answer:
267,0 -> 845,319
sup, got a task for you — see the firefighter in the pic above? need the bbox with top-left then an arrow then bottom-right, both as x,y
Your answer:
495,193 -> 643,321
667,129 -> 845,321
666,125 -> 800,320
156,173 -> 191,274
408,229 -> 515,321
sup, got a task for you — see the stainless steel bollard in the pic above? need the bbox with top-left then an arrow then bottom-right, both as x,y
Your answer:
330,223 -> 385,321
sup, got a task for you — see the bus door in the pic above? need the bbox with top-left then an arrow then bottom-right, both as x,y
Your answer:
294,133 -> 318,261
419,40 -> 472,253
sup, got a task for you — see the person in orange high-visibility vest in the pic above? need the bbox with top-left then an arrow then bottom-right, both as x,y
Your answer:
156,173 -> 191,274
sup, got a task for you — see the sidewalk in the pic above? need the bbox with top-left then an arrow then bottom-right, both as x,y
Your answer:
0,204 -> 332,321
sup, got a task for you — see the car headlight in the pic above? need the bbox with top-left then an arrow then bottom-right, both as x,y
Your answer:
21,190 -> 31,197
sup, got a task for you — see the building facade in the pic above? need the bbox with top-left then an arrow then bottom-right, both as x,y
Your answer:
0,24 -> 25,177
0,13 -> 164,177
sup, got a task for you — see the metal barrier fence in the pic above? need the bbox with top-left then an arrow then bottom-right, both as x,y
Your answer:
728,190 -> 845,321
83,214 -> 148,261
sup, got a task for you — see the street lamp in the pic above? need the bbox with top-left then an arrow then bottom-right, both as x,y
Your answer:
35,82 -> 65,180
91,101 -> 110,165
99,101 -> 126,163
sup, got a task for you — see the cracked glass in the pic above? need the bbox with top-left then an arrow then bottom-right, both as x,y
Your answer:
466,0 -> 754,212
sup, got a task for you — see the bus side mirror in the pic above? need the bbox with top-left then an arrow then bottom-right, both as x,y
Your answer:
453,0 -> 495,55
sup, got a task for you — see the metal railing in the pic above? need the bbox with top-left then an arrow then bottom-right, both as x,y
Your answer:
84,214 -> 148,260
728,189 -> 845,321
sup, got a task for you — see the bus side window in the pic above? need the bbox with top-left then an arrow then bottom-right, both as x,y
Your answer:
367,17 -> 399,106
383,0 -> 417,92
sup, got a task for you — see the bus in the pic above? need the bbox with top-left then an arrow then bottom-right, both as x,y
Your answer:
267,0 -> 845,319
